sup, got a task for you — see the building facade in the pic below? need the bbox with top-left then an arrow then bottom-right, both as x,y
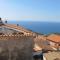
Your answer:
0,18 -> 34,60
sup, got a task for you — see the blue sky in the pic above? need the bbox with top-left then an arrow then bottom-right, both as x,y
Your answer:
0,0 -> 60,22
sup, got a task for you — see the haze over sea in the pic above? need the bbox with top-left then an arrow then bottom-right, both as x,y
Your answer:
7,21 -> 60,34
0,0 -> 60,34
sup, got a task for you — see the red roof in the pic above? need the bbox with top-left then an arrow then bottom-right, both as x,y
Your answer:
47,34 -> 60,43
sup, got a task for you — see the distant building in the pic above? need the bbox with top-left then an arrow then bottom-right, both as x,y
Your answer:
46,34 -> 60,50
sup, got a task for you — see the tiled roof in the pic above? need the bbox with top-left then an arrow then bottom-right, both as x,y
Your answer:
5,24 -> 33,34
47,34 -> 60,43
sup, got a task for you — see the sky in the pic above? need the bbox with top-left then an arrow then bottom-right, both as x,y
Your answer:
0,0 -> 60,22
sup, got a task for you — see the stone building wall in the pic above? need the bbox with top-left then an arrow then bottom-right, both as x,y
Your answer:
0,35 -> 34,60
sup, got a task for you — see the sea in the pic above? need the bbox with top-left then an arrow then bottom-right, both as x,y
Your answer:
7,21 -> 60,34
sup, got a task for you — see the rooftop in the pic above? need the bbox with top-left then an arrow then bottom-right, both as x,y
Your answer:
0,18 -> 33,36
47,34 -> 60,43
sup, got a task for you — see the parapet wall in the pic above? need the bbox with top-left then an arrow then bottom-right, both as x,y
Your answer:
0,35 -> 34,60
0,35 -> 33,40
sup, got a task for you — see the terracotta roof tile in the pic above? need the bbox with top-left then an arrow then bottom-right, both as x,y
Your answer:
47,34 -> 60,43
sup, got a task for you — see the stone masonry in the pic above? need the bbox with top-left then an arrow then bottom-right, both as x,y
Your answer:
0,35 -> 34,60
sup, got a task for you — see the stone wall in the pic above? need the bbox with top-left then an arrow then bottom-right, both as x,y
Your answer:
0,35 -> 34,60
